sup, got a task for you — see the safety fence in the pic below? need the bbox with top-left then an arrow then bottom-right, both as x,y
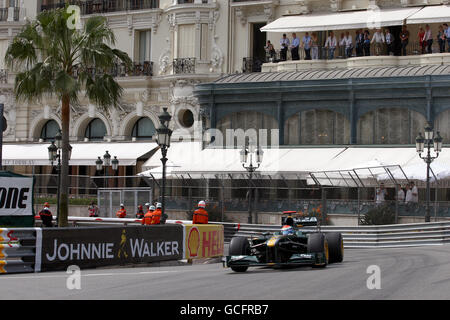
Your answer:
0,223 -> 223,274
64,217 -> 450,249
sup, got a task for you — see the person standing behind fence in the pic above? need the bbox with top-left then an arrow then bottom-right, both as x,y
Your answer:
397,184 -> 405,203
311,32 -> 319,60
418,26 -> 426,54
375,183 -> 386,205
444,24 -> 450,52
116,203 -> 127,218
151,202 -> 163,225
438,25 -> 446,53
290,33 -> 300,60
363,30 -> 371,56
345,31 -> 353,58
280,34 -> 290,61
88,202 -> 99,217
355,29 -> 364,57
423,24 -> 433,54
405,184 -> 412,204
193,200 -> 209,224
410,182 -> 419,204
400,25 -> 410,56
324,31 -> 337,59
385,29 -> 394,56
302,32 -> 312,60
371,29 -> 385,56
142,205 -> 155,225
136,205 -> 145,219
39,202 -> 53,227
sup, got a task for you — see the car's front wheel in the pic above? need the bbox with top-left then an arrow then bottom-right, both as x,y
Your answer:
229,236 -> 250,273
307,233 -> 329,268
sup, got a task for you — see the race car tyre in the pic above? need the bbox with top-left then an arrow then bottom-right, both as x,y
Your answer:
307,233 -> 328,268
229,236 -> 250,256
325,232 -> 344,263
229,237 -> 250,273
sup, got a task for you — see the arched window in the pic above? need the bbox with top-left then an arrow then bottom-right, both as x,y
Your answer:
85,118 -> 107,141
132,117 -> 156,140
40,120 -> 60,141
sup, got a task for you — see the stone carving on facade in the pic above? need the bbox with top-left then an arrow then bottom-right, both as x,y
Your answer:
151,12 -> 162,34
235,7 -> 247,26
127,15 -> 133,36
330,0 -> 341,11
296,0 -> 310,14
159,38 -> 172,75
210,35 -> 224,72
2,92 -> 15,137
264,4 -> 275,23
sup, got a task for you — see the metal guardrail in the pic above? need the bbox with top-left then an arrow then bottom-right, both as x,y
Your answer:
0,228 -> 41,274
65,216 -> 450,248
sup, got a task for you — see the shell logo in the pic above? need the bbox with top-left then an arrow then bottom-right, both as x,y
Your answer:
187,227 -> 200,257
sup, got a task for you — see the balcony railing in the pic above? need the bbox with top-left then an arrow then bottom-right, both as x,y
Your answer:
72,61 -> 153,78
242,57 -> 263,73
0,7 -> 21,22
41,0 -> 159,14
173,58 -> 196,74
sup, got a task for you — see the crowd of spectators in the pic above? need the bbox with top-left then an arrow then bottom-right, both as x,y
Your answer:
265,24 -> 450,62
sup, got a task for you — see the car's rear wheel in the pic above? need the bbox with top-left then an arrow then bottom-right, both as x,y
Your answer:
229,237 -> 250,272
325,232 -> 344,263
307,233 -> 328,268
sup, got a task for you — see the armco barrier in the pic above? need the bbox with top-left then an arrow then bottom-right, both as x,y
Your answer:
0,228 -> 41,274
66,217 -> 450,248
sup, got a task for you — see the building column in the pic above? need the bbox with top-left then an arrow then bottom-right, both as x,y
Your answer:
277,100 -> 284,145
349,81 -> 357,144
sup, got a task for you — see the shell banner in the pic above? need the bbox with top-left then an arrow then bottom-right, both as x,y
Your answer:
183,224 -> 224,260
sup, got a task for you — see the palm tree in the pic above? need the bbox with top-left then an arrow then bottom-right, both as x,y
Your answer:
5,6 -> 132,227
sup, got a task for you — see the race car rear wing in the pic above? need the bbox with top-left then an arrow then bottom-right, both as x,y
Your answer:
281,215 -> 318,227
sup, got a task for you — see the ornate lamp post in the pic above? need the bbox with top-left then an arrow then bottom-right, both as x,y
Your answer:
48,130 -> 72,225
95,151 -> 117,189
156,108 -> 172,224
416,123 -> 443,222
240,144 -> 264,224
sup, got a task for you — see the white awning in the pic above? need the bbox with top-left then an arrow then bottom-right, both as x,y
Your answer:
406,5 -> 450,25
2,142 -> 158,166
141,141 -> 203,170
261,7 -> 422,33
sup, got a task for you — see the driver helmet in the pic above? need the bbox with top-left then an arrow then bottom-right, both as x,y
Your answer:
281,225 -> 294,235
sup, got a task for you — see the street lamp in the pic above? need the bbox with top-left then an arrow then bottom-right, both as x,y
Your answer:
416,123 -> 443,222
95,151 -> 118,189
241,144 -> 264,224
47,129 -> 72,225
156,107 -> 172,224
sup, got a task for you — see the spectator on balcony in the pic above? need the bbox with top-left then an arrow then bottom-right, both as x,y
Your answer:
302,32 -> 312,60
290,33 -> 300,60
423,24 -> 433,54
400,25 -> 410,56
371,29 -> 385,56
279,34 -> 290,61
264,40 -> 276,62
437,25 -> 446,53
444,24 -> 450,52
324,31 -> 337,59
418,27 -> 426,54
385,29 -> 394,56
344,31 -> 353,58
339,33 -> 346,58
363,30 -> 371,56
311,32 -> 319,60
405,184 -> 412,204
355,29 -> 364,57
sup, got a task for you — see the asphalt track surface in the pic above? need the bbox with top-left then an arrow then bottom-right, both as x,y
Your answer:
1,245 -> 450,300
